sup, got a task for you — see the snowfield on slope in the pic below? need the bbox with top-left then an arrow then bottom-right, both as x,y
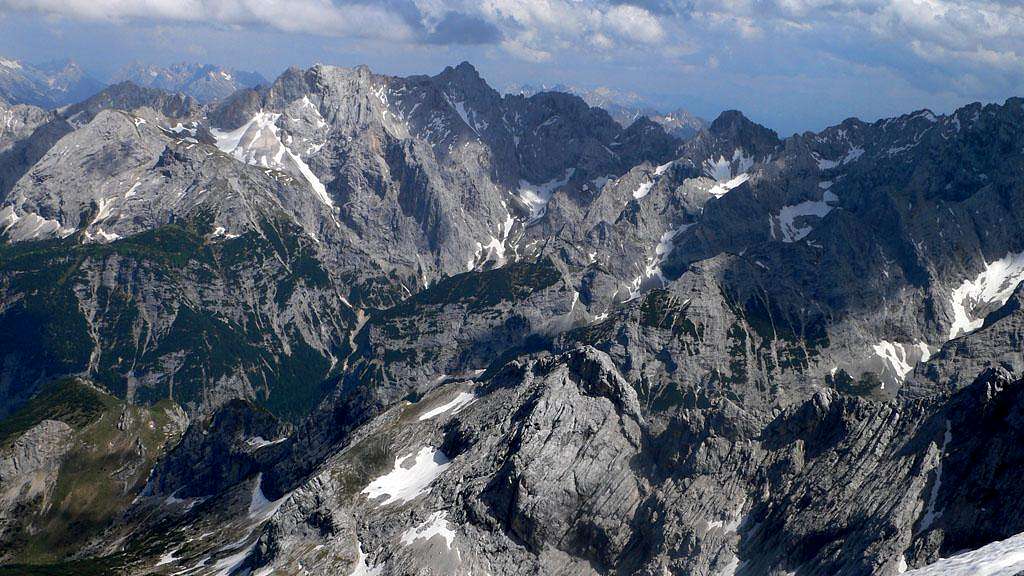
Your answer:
872,340 -> 930,383
211,110 -> 334,208
770,190 -> 839,242
400,511 -> 457,549
948,252 -> 1024,339
516,168 -> 574,223
904,530 -> 1024,575
361,447 -> 451,506
418,391 -> 476,421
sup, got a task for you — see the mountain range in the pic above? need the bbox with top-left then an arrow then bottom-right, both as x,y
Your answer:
0,60 -> 1023,576
510,82 -> 708,139
0,57 -> 104,108
113,62 -> 266,103
0,57 -> 265,108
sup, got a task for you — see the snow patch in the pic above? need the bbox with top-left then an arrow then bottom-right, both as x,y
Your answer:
361,447 -> 451,506
516,168 -> 574,223
168,122 -> 197,137
904,529 -> 1024,575
124,181 -> 141,198
872,340 -> 919,382
155,549 -> 179,567
88,228 -> 121,242
920,420 -> 951,530
248,474 -> 287,520
418,391 -> 476,421
455,100 -> 482,134
92,196 -> 116,224
188,540 -> 257,576
770,190 -> 838,242
708,173 -> 750,198
627,223 -> 694,299
1,209 -> 75,240
632,180 -> 654,200
656,224 -> 692,257
468,208 -> 516,270
400,511 -> 457,549
948,252 -> 1024,339
703,149 -> 753,182
817,146 -> 864,170
212,112 -> 333,208
247,436 -> 286,450
348,542 -> 383,576
917,341 -> 932,363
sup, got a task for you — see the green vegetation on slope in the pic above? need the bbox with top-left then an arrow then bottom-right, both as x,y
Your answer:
0,378 -> 110,448
0,379 -> 182,566
0,212 -> 343,421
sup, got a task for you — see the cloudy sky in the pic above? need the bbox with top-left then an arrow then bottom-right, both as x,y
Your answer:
1,0 -> 1023,134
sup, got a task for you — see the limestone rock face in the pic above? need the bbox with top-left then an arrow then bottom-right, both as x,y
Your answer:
0,419 -> 74,531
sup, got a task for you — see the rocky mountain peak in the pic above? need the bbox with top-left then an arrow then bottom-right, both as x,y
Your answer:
62,80 -> 199,125
444,60 -> 483,81
709,109 -> 779,149
34,58 -> 85,78
264,65 -> 313,107
433,60 -> 501,112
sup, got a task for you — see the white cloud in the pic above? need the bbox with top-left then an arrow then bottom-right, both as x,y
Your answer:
603,4 -> 666,44
591,32 -> 615,49
481,0 -> 668,59
500,37 -> 553,62
5,0 -> 673,60
688,0 -> 1024,81
5,0 -> 1024,85
0,0 -> 415,40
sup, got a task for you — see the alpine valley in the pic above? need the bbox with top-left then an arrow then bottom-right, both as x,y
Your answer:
1,58 -> 1024,576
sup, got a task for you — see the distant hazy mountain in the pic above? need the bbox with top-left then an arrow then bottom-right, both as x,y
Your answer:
113,62 -> 266,102
0,56 -> 104,108
509,82 -> 707,139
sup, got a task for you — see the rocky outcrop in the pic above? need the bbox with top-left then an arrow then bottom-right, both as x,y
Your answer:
126,335 -> 1024,576
146,399 -> 287,499
0,378 -> 185,564
0,419 -> 74,554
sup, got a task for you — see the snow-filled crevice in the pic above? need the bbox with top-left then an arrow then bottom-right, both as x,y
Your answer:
626,223 -> 695,300
920,419 -> 951,531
